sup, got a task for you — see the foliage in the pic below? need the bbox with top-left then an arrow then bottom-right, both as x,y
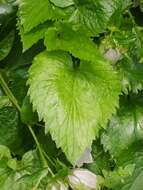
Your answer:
0,0 -> 143,189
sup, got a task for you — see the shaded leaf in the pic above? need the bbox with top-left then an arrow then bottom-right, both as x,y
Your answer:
71,0 -> 132,35
101,96 -> 143,158
21,96 -> 38,124
0,104 -> 22,152
0,31 -> 14,61
104,141 -> 143,190
18,20 -> 53,51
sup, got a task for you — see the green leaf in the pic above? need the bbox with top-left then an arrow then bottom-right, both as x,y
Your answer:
45,23 -> 102,62
104,141 -> 143,190
0,3 -> 16,26
101,96 -> 143,158
50,0 -> 74,8
0,105 -> 22,152
87,141 -> 114,176
0,146 -> 49,190
21,96 -> 38,124
100,23 -> 143,93
28,50 -> 120,164
18,20 -> 53,51
118,57 -> 143,93
0,96 -> 12,108
18,0 -> 72,33
7,67 -> 28,105
71,0 -> 131,35
103,164 -> 136,189
0,31 -> 14,61
0,145 -> 11,159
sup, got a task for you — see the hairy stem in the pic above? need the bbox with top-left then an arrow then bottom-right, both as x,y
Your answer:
0,72 -> 48,167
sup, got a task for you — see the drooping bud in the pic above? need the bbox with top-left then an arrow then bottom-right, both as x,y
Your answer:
76,148 -> 93,167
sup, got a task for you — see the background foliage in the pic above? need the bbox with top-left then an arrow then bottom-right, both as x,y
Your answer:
0,0 -> 143,189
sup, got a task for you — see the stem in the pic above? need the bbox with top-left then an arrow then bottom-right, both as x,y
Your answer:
27,124 -> 47,167
72,57 -> 80,69
0,72 -> 47,167
0,73 -> 21,112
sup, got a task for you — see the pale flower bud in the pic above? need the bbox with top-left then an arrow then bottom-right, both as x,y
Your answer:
76,148 -> 93,167
68,169 -> 97,189
104,48 -> 122,63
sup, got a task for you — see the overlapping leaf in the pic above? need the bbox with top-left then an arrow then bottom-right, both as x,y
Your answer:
100,22 -> 143,93
118,58 -> 143,93
101,96 -> 143,158
18,0 -> 68,33
18,21 -> 53,51
0,96 -> 22,152
70,0 -> 132,35
45,23 -> 102,62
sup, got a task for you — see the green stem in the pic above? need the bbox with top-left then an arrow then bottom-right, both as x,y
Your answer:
0,72 -> 47,167
27,124 -> 48,167
0,73 -> 21,112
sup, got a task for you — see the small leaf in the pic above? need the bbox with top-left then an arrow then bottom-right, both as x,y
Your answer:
18,20 -> 53,51
0,31 -> 14,61
0,145 -> 11,159
21,96 -> 38,124
0,96 -> 12,108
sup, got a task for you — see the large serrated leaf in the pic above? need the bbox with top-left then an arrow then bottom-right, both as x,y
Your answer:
28,51 -> 120,164
18,0 -> 72,33
71,0 -> 132,35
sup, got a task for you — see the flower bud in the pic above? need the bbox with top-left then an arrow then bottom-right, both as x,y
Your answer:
68,169 -> 97,189
104,48 -> 122,63
76,148 -> 93,167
